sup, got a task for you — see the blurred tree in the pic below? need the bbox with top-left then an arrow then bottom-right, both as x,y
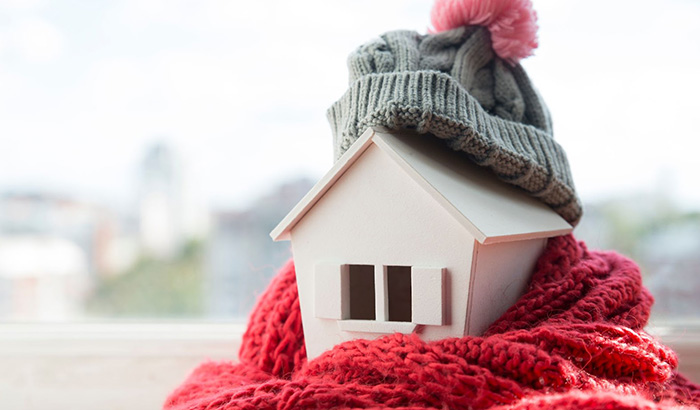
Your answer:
86,239 -> 205,318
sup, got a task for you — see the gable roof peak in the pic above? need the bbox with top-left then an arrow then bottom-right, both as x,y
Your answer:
271,128 -> 572,243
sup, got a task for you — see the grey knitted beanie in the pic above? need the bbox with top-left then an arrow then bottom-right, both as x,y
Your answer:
326,4 -> 582,226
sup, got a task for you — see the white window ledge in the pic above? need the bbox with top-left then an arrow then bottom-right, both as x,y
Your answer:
338,320 -> 417,334
0,322 -> 246,356
0,322 -> 246,410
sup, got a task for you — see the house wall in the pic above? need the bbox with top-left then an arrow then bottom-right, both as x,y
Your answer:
291,144 -> 475,359
467,238 -> 547,335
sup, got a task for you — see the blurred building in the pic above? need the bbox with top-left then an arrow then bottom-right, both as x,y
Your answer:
137,141 -> 207,260
0,235 -> 87,320
0,192 -> 114,319
138,143 -> 184,259
0,192 -> 109,272
205,178 -> 314,319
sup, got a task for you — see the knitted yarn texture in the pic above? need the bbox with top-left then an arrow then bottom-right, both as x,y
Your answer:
164,235 -> 700,410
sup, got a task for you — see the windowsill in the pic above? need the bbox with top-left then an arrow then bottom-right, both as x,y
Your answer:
0,322 -> 246,356
0,322 -> 246,410
337,320 -> 418,334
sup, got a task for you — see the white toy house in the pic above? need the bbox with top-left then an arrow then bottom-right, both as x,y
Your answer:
271,127 -> 573,359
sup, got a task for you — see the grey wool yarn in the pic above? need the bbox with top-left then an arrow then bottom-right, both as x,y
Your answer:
327,26 -> 582,226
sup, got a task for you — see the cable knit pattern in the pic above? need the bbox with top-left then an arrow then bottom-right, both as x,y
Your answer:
164,235 -> 699,410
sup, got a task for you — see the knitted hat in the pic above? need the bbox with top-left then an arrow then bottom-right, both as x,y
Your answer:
327,0 -> 583,226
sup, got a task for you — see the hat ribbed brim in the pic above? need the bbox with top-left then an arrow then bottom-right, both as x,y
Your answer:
327,70 -> 582,226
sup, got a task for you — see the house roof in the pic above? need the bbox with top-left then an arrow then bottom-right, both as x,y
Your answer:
271,128 -> 572,244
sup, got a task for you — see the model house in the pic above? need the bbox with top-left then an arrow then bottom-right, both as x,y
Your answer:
271,127 -> 573,359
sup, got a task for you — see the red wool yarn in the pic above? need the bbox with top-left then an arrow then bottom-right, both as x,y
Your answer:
164,235 -> 700,410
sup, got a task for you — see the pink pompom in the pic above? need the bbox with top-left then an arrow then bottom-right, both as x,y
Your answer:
430,0 -> 539,63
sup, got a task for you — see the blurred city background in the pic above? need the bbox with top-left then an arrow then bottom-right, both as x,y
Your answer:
0,0 -> 698,325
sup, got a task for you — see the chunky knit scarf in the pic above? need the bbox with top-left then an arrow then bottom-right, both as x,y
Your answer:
164,235 -> 699,409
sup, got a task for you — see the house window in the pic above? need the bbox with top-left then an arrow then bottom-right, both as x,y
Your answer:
347,264 -> 412,322
314,263 -> 444,329
348,264 -> 375,320
387,266 -> 412,322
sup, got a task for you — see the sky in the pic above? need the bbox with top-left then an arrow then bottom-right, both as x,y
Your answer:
1,0 -> 699,214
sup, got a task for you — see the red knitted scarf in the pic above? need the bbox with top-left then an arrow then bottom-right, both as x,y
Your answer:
164,235 -> 700,409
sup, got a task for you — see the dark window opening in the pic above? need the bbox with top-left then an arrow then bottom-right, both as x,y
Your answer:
387,265 -> 412,322
349,264 -> 375,320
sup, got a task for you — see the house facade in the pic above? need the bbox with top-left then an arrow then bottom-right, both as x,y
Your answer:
271,128 -> 572,359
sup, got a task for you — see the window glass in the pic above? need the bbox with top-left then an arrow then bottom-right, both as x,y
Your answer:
348,265 -> 375,320
0,0 -> 698,325
387,266 -> 412,322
